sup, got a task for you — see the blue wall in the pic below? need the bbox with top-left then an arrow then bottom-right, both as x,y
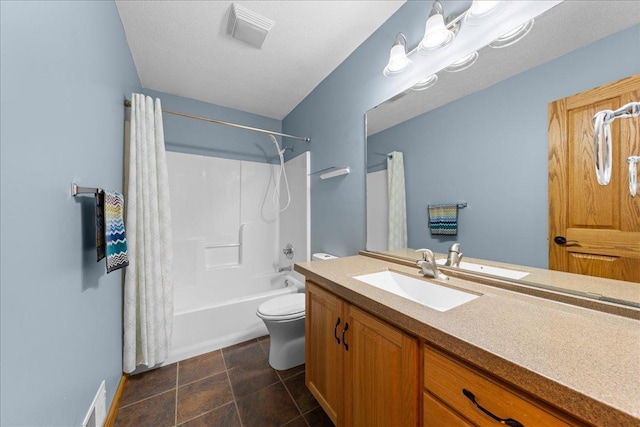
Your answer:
367,25 -> 640,267
0,2 -> 140,425
142,89 -> 284,163
283,2 -> 431,257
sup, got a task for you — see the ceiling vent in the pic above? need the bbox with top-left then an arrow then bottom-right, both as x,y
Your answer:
227,3 -> 274,49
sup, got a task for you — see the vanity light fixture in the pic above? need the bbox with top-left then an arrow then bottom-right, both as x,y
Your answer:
489,19 -> 535,48
418,0 -> 455,53
444,51 -> 479,73
381,1 -> 553,80
383,33 -> 413,77
411,74 -> 438,91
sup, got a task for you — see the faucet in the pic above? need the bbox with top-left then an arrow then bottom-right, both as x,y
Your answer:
444,243 -> 463,267
416,249 -> 448,281
278,266 -> 292,272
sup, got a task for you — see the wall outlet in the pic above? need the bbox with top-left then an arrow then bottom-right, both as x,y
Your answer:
82,380 -> 106,427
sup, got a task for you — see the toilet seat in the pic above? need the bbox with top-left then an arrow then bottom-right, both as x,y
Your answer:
257,293 -> 305,321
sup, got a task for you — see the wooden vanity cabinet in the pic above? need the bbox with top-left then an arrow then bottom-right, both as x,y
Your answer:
305,281 -> 343,424
423,345 -> 586,427
305,281 -> 418,427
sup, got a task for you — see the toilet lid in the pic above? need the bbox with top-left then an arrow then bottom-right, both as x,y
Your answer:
257,293 -> 305,319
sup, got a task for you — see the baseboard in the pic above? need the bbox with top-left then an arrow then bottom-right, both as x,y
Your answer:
104,374 -> 128,427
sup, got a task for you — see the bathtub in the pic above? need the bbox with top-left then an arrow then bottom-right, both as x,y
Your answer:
165,273 -> 304,365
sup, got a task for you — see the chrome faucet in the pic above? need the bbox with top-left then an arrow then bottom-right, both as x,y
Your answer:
416,249 -> 448,281
445,243 -> 463,267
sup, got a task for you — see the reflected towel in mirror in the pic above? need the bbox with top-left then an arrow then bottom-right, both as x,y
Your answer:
428,204 -> 458,235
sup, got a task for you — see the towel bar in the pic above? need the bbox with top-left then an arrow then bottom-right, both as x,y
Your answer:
429,202 -> 467,209
71,183 -> 101,197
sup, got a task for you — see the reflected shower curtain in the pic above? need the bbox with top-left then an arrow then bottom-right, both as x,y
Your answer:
123,93 -> 174,373
387,151 -> 407,250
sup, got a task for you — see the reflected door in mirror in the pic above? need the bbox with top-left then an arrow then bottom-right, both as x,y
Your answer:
548,74 -> 640,282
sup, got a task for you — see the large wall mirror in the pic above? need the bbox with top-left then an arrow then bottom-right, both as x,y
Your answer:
365,1 -> 640,305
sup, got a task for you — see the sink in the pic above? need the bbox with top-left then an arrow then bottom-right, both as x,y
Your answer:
436,259 -> 529,280
353,271 -> 479,312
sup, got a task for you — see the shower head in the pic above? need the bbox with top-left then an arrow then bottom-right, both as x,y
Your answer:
268,134 -> 278,144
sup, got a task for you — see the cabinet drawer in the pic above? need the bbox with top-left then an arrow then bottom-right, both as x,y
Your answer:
423,391 -> 473,427
424,346 -> 576,427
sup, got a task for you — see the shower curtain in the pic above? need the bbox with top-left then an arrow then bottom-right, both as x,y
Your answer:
387,151 -> 407,250
123,93 -> 174,373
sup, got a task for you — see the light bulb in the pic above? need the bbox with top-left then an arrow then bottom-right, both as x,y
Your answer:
465,0 -> 508,26
419,14 -> 454,51
384,33 -> 412,77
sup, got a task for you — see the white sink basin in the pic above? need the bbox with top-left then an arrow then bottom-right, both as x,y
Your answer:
353,271 -> 479,312
436,259 -> 529,280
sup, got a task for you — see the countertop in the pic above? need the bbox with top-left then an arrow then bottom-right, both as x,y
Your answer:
294,255 -> 640,426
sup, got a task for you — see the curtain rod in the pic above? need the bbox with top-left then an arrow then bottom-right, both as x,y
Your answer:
124,99 -> 310,143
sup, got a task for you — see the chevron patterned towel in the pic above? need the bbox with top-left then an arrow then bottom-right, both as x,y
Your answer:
104,191 -> 129,273
95,191 -> 106,262
428,204 -> 458,235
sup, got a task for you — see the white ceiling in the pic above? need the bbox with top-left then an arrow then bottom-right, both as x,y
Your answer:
368,0 -> 640,135
115,0 -> 406,120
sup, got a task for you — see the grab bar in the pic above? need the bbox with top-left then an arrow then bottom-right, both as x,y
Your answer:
205,243 -> 240,249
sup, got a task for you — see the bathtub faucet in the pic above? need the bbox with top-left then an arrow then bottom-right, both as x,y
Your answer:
278,266 -> 292,272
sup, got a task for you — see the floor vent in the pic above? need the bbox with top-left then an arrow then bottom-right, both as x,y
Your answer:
82,380 -> 106,427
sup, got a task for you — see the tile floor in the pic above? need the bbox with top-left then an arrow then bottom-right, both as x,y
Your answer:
114,336 -> 334,427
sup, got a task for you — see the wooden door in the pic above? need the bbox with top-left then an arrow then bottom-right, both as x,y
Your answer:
343,305 -> 418,427
305,282 -> 344,425
549,74 -> 640,281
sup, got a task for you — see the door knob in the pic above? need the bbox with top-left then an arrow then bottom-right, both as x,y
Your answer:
554,236 -> 579,246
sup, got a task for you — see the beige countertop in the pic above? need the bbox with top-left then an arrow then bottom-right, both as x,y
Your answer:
295,255 -> 640,426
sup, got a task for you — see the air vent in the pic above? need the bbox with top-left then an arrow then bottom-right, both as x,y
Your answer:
227,3 -> 274,49
82,380 -> 106,427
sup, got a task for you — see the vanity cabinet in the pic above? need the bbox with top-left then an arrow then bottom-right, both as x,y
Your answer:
305,281 -> 418,427
423,345 -> 585,427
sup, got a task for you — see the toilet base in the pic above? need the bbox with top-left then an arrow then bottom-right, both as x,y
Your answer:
269,335 -> 305,370
263,317 -> 305,370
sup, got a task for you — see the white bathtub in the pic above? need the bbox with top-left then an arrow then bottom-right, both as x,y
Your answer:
165,274 -> 304,365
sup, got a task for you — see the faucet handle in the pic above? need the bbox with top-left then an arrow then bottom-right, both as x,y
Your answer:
415,248 -> 433,261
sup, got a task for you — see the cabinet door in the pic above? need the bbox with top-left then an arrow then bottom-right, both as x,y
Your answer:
305,282 -> 343,425
343,305 -> 418,427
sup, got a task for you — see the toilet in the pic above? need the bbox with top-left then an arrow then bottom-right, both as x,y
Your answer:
257,252 -> 338,370
257,293 -> 306,370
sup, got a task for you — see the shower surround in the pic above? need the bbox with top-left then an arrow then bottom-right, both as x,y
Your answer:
165,150 -> 309,364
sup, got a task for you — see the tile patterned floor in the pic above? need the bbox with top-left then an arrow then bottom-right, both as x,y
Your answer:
114,336 -> 334,427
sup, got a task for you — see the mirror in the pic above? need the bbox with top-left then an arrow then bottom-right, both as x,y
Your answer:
365,1 -> 640,306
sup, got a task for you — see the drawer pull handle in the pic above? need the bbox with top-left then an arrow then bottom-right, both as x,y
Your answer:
334,317 -> 341,344
462,389 -> 524,427
342,322 -> 349,351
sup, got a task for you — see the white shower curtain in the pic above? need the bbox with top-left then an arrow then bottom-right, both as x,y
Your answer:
387,151 -> 407,250
123,93 -> 174,373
